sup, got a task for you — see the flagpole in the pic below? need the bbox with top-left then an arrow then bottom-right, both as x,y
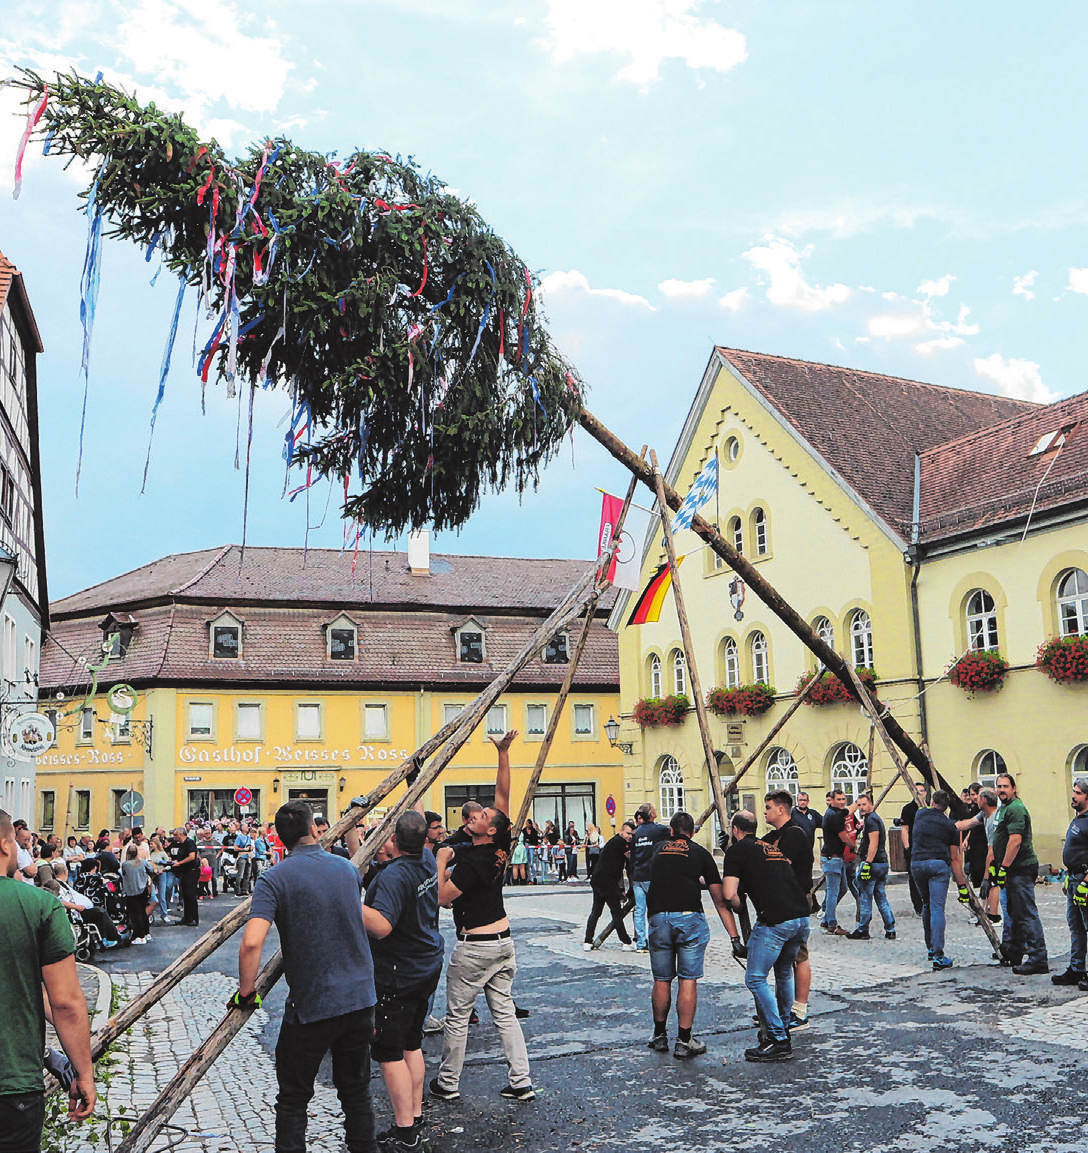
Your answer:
649,450 -> 732,837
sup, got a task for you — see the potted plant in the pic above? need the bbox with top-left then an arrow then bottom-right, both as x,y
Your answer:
632,694 -> 691,727
947,649 -> 1010,694
795,667 -> 877,706
1036,635 -> 1088,684
706,684 -> 776,717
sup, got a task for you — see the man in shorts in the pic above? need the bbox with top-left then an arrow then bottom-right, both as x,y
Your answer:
363,811 -> 443,1153
645,811 -> 733,1059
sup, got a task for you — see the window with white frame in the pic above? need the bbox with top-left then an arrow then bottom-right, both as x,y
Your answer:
765,747 -> 799,798
723,637 -> 740,689
750,631 -> 769,685
671,649 -> 687,696
1058,568 -> 1088,636
831,742 -> 869,802
210,613 -> 242,659
659,756 -> 684,819
649,654 -> 663,697
364,703 -> 388,739
573,703 -> 594,736
975,748 -> 1007,790
236,701 -> 263,741
813,616 -> 834,648
729,515 -> 744,554
850,610 -> 874,668
526,703 -> 547,736
966,589 -> 999,650
1071,746 -> 1088,786
2,614 -> 15,682
296,703 -> 322,740
187,702 -> 214,740
753,507 -> 769,556
79,707 -> 96,743
456,623 -> 485,663
109,711 -> 131,743
22,635 -> 35,683
443,703 -> 462,726
328,617 -> 357,660
486,704 -> 507,735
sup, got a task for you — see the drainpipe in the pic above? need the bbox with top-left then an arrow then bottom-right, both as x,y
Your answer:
908,452 -> 929,748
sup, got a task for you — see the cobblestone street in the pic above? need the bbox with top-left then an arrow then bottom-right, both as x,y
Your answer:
74,880 -> 1088,1153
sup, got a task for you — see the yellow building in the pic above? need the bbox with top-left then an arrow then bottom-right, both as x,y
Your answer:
613,349 -> 1088,863
37,536 -> 622,839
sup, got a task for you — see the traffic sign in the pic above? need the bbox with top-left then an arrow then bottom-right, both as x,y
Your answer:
234,786 -> 253,807
605,794 -> 616,817
119,790 -> 144,816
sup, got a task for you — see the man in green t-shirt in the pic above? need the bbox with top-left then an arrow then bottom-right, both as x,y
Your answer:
991,774 -> 1049,975
0,809 -> 96,1151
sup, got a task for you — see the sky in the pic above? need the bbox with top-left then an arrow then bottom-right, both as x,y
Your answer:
2,1 -> 1088,600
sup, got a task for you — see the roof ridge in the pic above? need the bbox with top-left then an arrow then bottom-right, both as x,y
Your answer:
169,544 -> 234,595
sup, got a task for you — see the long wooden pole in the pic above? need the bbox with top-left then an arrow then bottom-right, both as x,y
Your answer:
650,451 -> 729,834
576,409 -> 964,804
691,669 -> 827,832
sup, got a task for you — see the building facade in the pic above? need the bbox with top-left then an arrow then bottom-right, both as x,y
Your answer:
613,348 -> 1088,863
0,248 -> 50,822
37,538 -> 622,838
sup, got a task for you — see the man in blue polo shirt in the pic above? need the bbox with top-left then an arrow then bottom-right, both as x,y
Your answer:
237,801 -> 378,1153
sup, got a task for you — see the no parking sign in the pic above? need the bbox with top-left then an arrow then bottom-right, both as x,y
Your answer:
234,786 -> 253,808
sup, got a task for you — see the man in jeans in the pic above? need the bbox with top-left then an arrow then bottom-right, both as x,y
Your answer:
630,804 -> 670,951
991,772 -> 1049,975
1052,777 -> 1088,989
848,793 -> 896,941
909,791 -> 969,970
720,811 -> 811,1063
238,801 -> 378,1153
819,790 -> 852,935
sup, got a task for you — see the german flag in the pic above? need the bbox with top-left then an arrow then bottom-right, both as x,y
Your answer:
627,557 -> 684,625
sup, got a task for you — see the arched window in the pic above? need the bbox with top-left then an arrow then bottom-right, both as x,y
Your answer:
753,507 -> 769,556
966,590 -> 999,650
765,747 -> 799,798
849,610 -> 874,668
813,616 -> 834,648
1072,746 -> 1088,787
975,749 -> 1007,790
728,516 -> 744,554
671,649 -> 687,696
1058,568 -> 1088,636
750,631 -> 769,686
649,654 -> 662,698
831,742 -> 868,803
722,637 -> 740,689
659,756 -> 685,819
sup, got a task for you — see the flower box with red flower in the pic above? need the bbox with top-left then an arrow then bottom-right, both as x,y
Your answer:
706,684 -> 776,718
795,668 -> 877,706
632,694 -> 691,728
1036,635 -> 1088,685
947,649 -> 1009,694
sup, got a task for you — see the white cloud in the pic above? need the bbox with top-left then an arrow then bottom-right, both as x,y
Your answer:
867,293 -> 979,344
973,353 -> 1054,403
718,287 -> 749,313
1067,268 -> 1088,295
658,276 -> 714,299
743,237 -> 850,313
539,269 -> 654,309
542,0 -> 747,86
1013,271 -> 1037,300
918,274 -> 954,298
915,336 -> 965,357
769,200 -> 937,240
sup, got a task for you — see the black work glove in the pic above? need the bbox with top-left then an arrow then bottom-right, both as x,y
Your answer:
405,762 -> 421,788
957,884 -> 970,904
717,830 -> 729,852
858,862 -> 872,883
227,990 -> 263,1011
730,936 -> 748,960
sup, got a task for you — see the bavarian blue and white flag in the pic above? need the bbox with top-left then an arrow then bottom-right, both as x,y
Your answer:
671,455 -> 718,533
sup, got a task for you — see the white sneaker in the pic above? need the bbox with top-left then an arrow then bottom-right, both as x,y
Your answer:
583,942 -> 594,951
620,943 -> 637,952
131,938 -> 146,946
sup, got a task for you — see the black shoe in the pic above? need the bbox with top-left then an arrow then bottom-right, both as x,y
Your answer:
1051,967 -> 1084,986
885,931 -> 897,940
514,1005 -> 530,1019
787,1012 -> 809,1031
500,1084 -> 536,1100
1079,976 -> 1088,992
428,1077 -> 460,1102
1012,961 -> 1050,976
647,1033 -> 669,1052
744,1038 -> 792,1063
846,929 -> 870,940
377,1134 -> 426,1153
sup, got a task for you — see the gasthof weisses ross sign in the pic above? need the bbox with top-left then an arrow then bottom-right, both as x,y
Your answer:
178,743 -> 412,765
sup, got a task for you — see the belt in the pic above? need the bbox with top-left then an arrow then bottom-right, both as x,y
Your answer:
457,929 -> 511,941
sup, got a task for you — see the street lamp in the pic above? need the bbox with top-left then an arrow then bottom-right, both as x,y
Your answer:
604,716 -> 633,756
0,545 -> 17,610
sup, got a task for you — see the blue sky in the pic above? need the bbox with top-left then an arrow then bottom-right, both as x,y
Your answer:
2,1 -> 1088,599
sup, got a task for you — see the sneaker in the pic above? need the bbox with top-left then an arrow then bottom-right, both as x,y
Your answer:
932,956 -> 953,971
428,1077 -> 460,1102
787,1012 -> 809,1031
499,1084 -> 536,1101
620,943 -> 637,952
635,946 -> 648,953
1051,968 -> 1084,986
744,1038 -> 792,1063
582,943 -> 594,951
376,1128 -> 425,1152
422,1016 -> 445,1034
131,938 -> 146,946
1012,961 -> 1050,976
846,929 -> 870,940
673,1038 -> 707,1059
647,1033 -> 669,1052
885,931 -> 897,940
1079,976 -> 1088,992
987,913 -> 1002,924
515,1005 -> 530,1019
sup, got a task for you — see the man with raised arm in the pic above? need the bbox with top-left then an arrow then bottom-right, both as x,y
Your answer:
432,731 -> 534,1103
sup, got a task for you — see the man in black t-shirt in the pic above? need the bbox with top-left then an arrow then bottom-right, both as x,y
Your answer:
645,811 -> 732,1060
583,822 -> 635,949
899,781 -> 928,914
820,791 -> 853,935
630,804 -> 671,951
165,827 -> 199,926
847,793 -> 895,941
433,732 -> 533,1103
791,792 -> 822,846
721,811 -> 811,1063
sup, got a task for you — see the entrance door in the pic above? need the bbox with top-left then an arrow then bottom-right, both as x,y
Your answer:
288,789 -> 329,821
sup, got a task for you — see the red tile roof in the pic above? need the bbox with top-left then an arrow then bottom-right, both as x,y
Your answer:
717,348 -> 1038,541
0,248 -> 44,353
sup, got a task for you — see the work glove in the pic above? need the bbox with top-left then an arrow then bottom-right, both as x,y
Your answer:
350,796 -> 367,809
1063,875 -> 1070,895
730,936 -> 748,960
1075,880 -> 1088,909
994,866 -> 1007,889
957,884 -> 970,904
226,990 -> 263,1012
405,762 -> 421,788
718,831 -> 729,852
858,862 -> 872,883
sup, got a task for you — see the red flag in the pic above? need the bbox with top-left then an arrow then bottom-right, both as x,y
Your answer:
597,492 -> 624,583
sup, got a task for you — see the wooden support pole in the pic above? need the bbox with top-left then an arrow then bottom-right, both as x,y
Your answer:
649,450 -> 730,835
691,669 -> 827,832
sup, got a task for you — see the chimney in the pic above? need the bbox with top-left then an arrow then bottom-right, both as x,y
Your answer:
407,529 -> 431,575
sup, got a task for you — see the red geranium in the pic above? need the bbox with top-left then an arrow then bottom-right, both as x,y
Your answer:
633,694 -> 690,727
948,650 -> 1009,694
1036,635 -> 1088,684
795,668 -> 877,706
706,684 -> 776,717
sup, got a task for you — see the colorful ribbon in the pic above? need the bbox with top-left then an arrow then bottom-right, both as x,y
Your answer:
13,86 -> 48,200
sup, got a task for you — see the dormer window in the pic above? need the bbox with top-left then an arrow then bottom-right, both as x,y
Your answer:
209,611 -> 243,659
98,612 -> 137,659
453,618 -> 486,663
544,632 -> 569,664
326,614 -> 358,661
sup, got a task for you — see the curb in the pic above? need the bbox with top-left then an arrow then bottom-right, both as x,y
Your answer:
76,961 -> 114,1027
